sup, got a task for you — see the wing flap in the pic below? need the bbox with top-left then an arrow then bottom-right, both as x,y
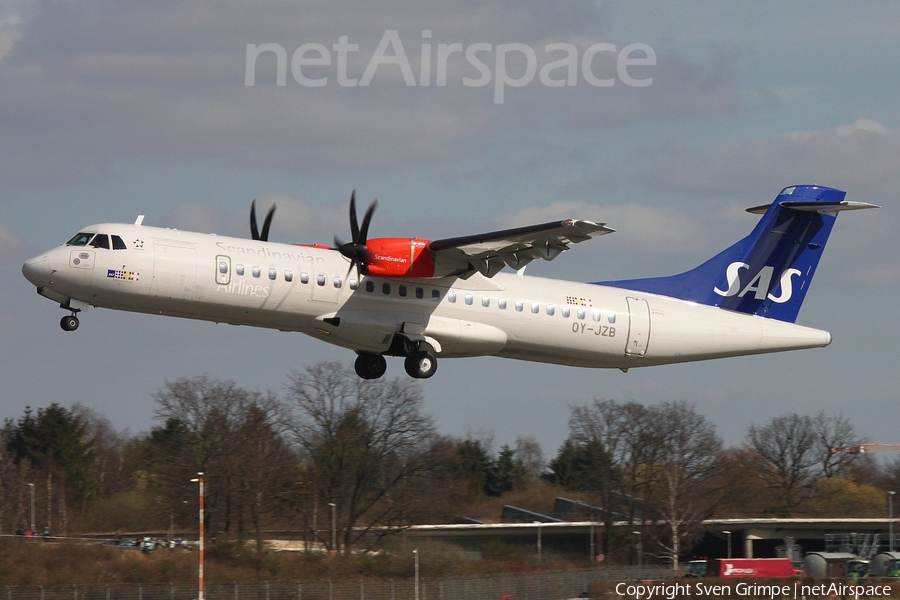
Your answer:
428,219 -> 613,278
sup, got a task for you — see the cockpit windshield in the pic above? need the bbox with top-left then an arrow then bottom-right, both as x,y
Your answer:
66,232 -> 96,246
66,231 -> 129,249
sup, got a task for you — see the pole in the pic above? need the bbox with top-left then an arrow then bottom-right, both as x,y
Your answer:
533,521 -> 543,562
413,549 -> 419,600
191,473 -> 205,600
723,530 -> 731,559
28,483 -> 35,534
328,502 -> 336,555
889,491 -> 895,552
633,531 -> 642,576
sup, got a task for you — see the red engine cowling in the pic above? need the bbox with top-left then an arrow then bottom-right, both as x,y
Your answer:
365,238 -> 436,278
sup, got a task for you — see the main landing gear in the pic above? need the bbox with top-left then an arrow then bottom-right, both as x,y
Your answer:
354,353 -> 387,380
60,314 -> 80,332
404,350 -> 438,379
354,348 -> 439,380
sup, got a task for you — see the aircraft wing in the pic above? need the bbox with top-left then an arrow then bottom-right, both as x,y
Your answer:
427,219 -> 614,278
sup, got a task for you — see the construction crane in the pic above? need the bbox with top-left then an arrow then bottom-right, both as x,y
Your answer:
830,443 -> 900,455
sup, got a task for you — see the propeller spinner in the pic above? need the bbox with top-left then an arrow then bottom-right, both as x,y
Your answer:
334,190 -> 377,275
250,199 -> 276,242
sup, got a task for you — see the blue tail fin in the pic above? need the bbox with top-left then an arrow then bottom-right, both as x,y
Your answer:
595,185 -> 878,323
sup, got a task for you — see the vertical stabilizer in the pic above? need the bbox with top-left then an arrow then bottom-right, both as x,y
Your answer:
596,185 -> 878,323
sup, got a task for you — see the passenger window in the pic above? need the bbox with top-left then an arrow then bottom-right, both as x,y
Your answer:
111,235 -> 127,250
300,272 -> 310,284
577,308 -> 586,320
333,276 -> 342,288
498,298 -> 507,310
236,264 -> 245,276
219,261 -> 229,275
562,306 -> 571,318
365,280 -> 375,292
531,302 -> 540,314
382,282 -> 391,294
464,294 -> 473,305
399,285 -> 407,297
349,278 -> 358,290
448,291 -> 457,303
482,296 -> 490,308
546,304 -> 555,316
592,309 -> 602,322
269,268 -> 277,280
608,312 -> 616,324
316,273 -> 326,286
252,266 -> 261,278
432,289 -> 440,301
285,270 -> 293,282
515,300 -> 524,312
416,288 -> 424,299
90,234 -> 110,249
66,232 -> 95,246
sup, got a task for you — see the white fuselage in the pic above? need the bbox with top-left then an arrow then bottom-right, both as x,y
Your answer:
22,223 -> 832,370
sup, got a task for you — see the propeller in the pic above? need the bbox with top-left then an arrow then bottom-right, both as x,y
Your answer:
334,190 -> 377,276
250,199 -> 276,242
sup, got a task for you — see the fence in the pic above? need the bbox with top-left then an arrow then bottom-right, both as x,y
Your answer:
2,568 -> 673,600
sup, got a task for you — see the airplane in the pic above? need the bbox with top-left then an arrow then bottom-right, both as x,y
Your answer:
21,185 -> 877,380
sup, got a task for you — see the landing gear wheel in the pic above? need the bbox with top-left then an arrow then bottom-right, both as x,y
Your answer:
355,353 -> 387,380
60,315 -> 80,332
404,351 -> 437,379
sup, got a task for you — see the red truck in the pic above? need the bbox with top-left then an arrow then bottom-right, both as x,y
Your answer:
707,558 -> 800,578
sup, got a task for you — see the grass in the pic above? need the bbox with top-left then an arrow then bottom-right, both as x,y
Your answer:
0,538 -> 584,586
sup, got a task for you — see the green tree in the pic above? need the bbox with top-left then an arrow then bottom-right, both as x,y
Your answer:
4,404 -> 95,534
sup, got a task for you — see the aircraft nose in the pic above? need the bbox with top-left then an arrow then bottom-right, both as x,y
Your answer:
22,254 -> 50,286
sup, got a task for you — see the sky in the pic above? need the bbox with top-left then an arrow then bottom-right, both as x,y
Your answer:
1,1 -> 898,463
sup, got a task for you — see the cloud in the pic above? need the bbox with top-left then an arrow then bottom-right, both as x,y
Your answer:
0,16 -> 22,64
0,0 -> 756,189
595,118 -> 900,206
0,221 -> 24,254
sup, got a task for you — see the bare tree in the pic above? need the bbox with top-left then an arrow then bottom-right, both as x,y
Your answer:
746,413 -> 819,512
649,401 -> 723,572
150,376 -> 287,540
812,412 -> 865,478
285,362 -> 437,552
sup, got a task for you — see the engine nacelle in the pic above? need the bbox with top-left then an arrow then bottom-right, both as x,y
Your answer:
365,238 -> 436,278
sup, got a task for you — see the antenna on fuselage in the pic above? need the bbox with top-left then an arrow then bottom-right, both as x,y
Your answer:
134,215 -> 145,226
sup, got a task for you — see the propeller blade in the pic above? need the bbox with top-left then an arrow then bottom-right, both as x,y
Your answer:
349,190 -> 359,241
259,204 -> 276,242
250,199 -> 260,240
250,200 -> 277,242
358,200 -> 378,243
335,191 -> 377,275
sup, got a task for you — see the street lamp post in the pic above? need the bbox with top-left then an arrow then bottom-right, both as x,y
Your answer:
723,530 -> 732,559
328,502 -> 336,555
888,491 -> 895,552
633,531 -> 642,575
413,549 -> 420,600
28,483 -> 35,535
190,473 -> 205,600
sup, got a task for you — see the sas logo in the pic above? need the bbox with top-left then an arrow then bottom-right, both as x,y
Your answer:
714,262 -> 801,304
